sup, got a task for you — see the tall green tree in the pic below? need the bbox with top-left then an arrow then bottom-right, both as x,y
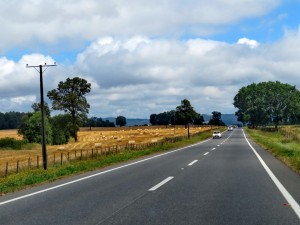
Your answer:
175,99 -> 198,126
150,114 -> 157,125
233,81 -> 300,127
116,115 -> 127,127
209,111 -> 225,126
47,77 -> 91,141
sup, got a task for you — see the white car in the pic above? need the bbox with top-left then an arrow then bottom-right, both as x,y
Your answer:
228,126 -> 233,131
212,131 -> 222,139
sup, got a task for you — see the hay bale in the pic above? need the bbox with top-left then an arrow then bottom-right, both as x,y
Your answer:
94,143 -> 102,148
128,140 -> 135,144
58,146 -> 65,151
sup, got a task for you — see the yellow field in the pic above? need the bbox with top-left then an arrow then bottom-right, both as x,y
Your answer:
0,126 -> 214,173
0,130 -> 23,140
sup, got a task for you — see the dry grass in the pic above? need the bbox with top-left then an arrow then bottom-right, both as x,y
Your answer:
0,130 -> 23,140
0,125 -> 215,172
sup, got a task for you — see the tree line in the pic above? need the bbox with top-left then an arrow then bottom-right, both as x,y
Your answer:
149,99 -> 225,126
234,81 -> 300,128
0,112 -> 26,129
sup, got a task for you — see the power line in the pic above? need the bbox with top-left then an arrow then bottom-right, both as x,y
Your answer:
26,63 -> 56,170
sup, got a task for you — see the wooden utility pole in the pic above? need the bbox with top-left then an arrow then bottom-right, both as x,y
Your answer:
26,63 -> 56,170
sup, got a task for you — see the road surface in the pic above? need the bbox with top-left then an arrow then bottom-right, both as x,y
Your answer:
0,128 -> 299,224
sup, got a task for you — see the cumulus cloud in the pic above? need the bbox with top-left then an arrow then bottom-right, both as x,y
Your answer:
1,30 -> 300,118
237,38 -> 259,48
70,32 -> 300,117
0,54 -> 57,96
0,54 -> 65,112
1,0 -> 300,118
0,0 -> 281,52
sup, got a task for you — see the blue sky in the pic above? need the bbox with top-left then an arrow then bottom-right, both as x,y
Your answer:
0,0 -> 300,118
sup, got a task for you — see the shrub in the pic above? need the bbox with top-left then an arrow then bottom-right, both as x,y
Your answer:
0,138 -> 29,150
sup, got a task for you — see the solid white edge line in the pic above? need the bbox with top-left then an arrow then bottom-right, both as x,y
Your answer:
148,177 -> 174,191
188,160 -> 198,166
204,152 -> 209,156
242,129 -> 300,220
0,138 -> 210,206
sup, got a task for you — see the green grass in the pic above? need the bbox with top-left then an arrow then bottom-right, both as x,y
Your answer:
246,127 -> 300,174
0,130 -> 214,194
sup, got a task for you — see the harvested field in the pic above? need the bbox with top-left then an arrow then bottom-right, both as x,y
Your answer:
0,125 -> 216,174
0,130 -> 23,140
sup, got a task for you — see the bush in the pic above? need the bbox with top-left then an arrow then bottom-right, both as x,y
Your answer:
0,138 -> 29,150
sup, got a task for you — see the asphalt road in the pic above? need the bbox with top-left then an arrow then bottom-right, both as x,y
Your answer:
0,128 -> 299,225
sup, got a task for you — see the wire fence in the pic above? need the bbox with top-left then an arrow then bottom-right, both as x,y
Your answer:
0,134 -> 195,178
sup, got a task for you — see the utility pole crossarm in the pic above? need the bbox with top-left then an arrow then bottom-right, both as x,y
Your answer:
26,63 -> 56,67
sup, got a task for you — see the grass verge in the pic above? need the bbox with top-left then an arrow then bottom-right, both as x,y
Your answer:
0,130 -> 213,195
246,128 -> 300,174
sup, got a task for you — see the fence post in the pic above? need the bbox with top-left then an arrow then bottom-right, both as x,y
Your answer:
28,157 -> 31,169
37,156 -> 39,169
17,160 -> 19,173
53,153 -> 56,166
5,162 -> 8,178
60,152 -> 63,166
67,152 -> 70,161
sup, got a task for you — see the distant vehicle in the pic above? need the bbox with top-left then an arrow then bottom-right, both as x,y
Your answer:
213,131 -> 222,139
228,126 -> 233,131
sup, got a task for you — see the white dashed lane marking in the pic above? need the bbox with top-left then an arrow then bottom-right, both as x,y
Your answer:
148,177 -> 174,192
188,160 -> 198,166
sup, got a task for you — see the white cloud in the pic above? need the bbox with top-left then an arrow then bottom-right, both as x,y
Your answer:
1,31 -> 300,117
237,38 -> 259,48
69,33 -> 300,117
11,95 -> 36,105
0,54 -> 57,96
0,0 -> 281,52
1,0 -> 300,119
0,54 -> 65,113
